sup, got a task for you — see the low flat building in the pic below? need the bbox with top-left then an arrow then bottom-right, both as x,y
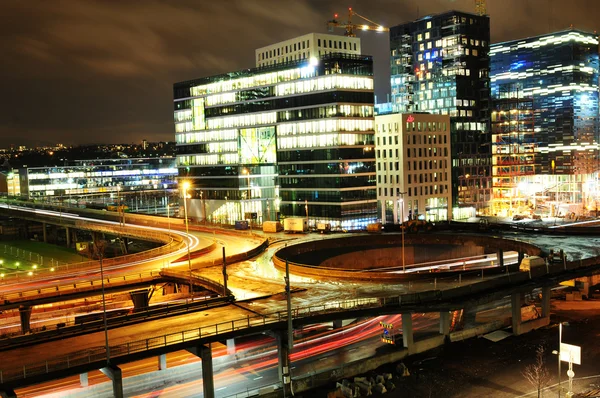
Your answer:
375,113 -> 452,222
11,158 -> 178,212
255,32 -> 361,67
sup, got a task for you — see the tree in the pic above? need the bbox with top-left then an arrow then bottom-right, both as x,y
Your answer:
523,345 -> 551,398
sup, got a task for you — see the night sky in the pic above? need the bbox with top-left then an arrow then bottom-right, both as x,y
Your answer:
1,0 -> 598,148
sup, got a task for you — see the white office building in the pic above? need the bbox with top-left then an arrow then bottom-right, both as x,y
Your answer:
375,113 -> 452,223
255,33 -> 361,67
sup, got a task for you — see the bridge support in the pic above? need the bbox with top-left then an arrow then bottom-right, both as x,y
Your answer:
66,227 -> 71,247
439,311 -> 451,337
333,319 -> 343,329
100,363 -> 123,398
80,372 -> 89,387
158,354 -> 167,370
42,222 -> 47,243
226,338 -> 236,355
276,331 -> 292,394
19,305 -> 32,334
496,249 -> 504,269
541,286 -> 551,318
0,388 -> 16,398
511,292 -> 522,335
130,289 -> 152,312
187,344 -> 214,398
401,313 -> 414,354
512,288 -> 551,336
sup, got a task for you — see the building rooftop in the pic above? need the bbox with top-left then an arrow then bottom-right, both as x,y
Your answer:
173,52 -> 373,92
491,28 -> 598,47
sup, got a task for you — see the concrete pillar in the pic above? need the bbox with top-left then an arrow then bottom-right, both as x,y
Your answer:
158,354 -> 167,370
401,313 -> 414,353
276,331 -> 291,393
511,292 -> 522,336
66,227 -> 71,247
226,338 -> 236,355
42,222 -> 47,243
439,311 -> 451,336
186,344 -> 214,398
496,249 -> 504,268
393,199 -> 398,224
462,308 -> 477,328
582,276 -> 593,298
333,319 -> 343,329
541,286 -> 551,318
162,283 -> 176,295
130,289 -> 151,312
80,372 -> 89,387
200,345 -> 214,398
19,305 -> 32,334
100,364 -> 123,398
381,203 -> 386,224
0,388 -> 16,398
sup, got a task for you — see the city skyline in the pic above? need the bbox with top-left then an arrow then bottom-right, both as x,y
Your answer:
1,0 -> 598,147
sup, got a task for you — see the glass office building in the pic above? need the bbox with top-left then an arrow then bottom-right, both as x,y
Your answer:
491,29 -> 600,175
491,30 -> 600,216
390,10 -> 492,212
173,53 -> 377,229
11,158 -> 178,212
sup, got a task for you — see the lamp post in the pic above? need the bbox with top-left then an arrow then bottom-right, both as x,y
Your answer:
399,192 -> 407,273
200,191 -> 207,225
182,181 -> 193,295
275,196 -> 281,221
242,168 -> 251,226
166,202 -> 171,232
93,240 -> 110,364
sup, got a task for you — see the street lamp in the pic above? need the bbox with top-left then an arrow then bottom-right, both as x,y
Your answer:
166,202 -> 172,232
182,181 -> 193,295
399,192 -> 407,273
93,240 -> 110,365
241,168 -> 251,200
200,191 -> 207,225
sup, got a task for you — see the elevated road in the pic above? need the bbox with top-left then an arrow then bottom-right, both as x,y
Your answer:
2,202 -> 600,395
1,239 -> 599,389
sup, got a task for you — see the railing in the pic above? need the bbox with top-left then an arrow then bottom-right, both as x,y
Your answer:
0,270 -> 162,303
0,297 -> 379,383
2,255 -> 599,384
0,294 -> 232,341
0,236 -> 184,284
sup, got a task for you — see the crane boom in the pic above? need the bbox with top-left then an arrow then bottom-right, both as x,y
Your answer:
327,7 -> 389,37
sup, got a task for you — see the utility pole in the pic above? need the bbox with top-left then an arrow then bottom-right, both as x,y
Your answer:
399,192 -> 407,272
94,240 -> 110,364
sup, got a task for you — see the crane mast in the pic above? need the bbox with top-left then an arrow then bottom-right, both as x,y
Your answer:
475,0 -> 487,16
327,7 -> 389,37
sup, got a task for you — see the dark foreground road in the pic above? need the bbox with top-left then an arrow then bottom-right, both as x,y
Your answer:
305,299 -> 600,398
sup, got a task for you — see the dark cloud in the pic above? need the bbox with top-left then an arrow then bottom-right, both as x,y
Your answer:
0,0 -> 598,147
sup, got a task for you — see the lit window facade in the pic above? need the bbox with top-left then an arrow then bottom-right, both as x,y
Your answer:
389,11 -> 492,210
490,83 -> 540,216
490,29 -> 600,216
16,158 -> 178,200
375,113 -> 452,223
491,29 -> 600,176
174,52 -> 376,229
255,33 -> 361,67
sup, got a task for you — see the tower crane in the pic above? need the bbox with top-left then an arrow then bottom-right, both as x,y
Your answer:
327,8 -> 389,37
475,0 -> 487,16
